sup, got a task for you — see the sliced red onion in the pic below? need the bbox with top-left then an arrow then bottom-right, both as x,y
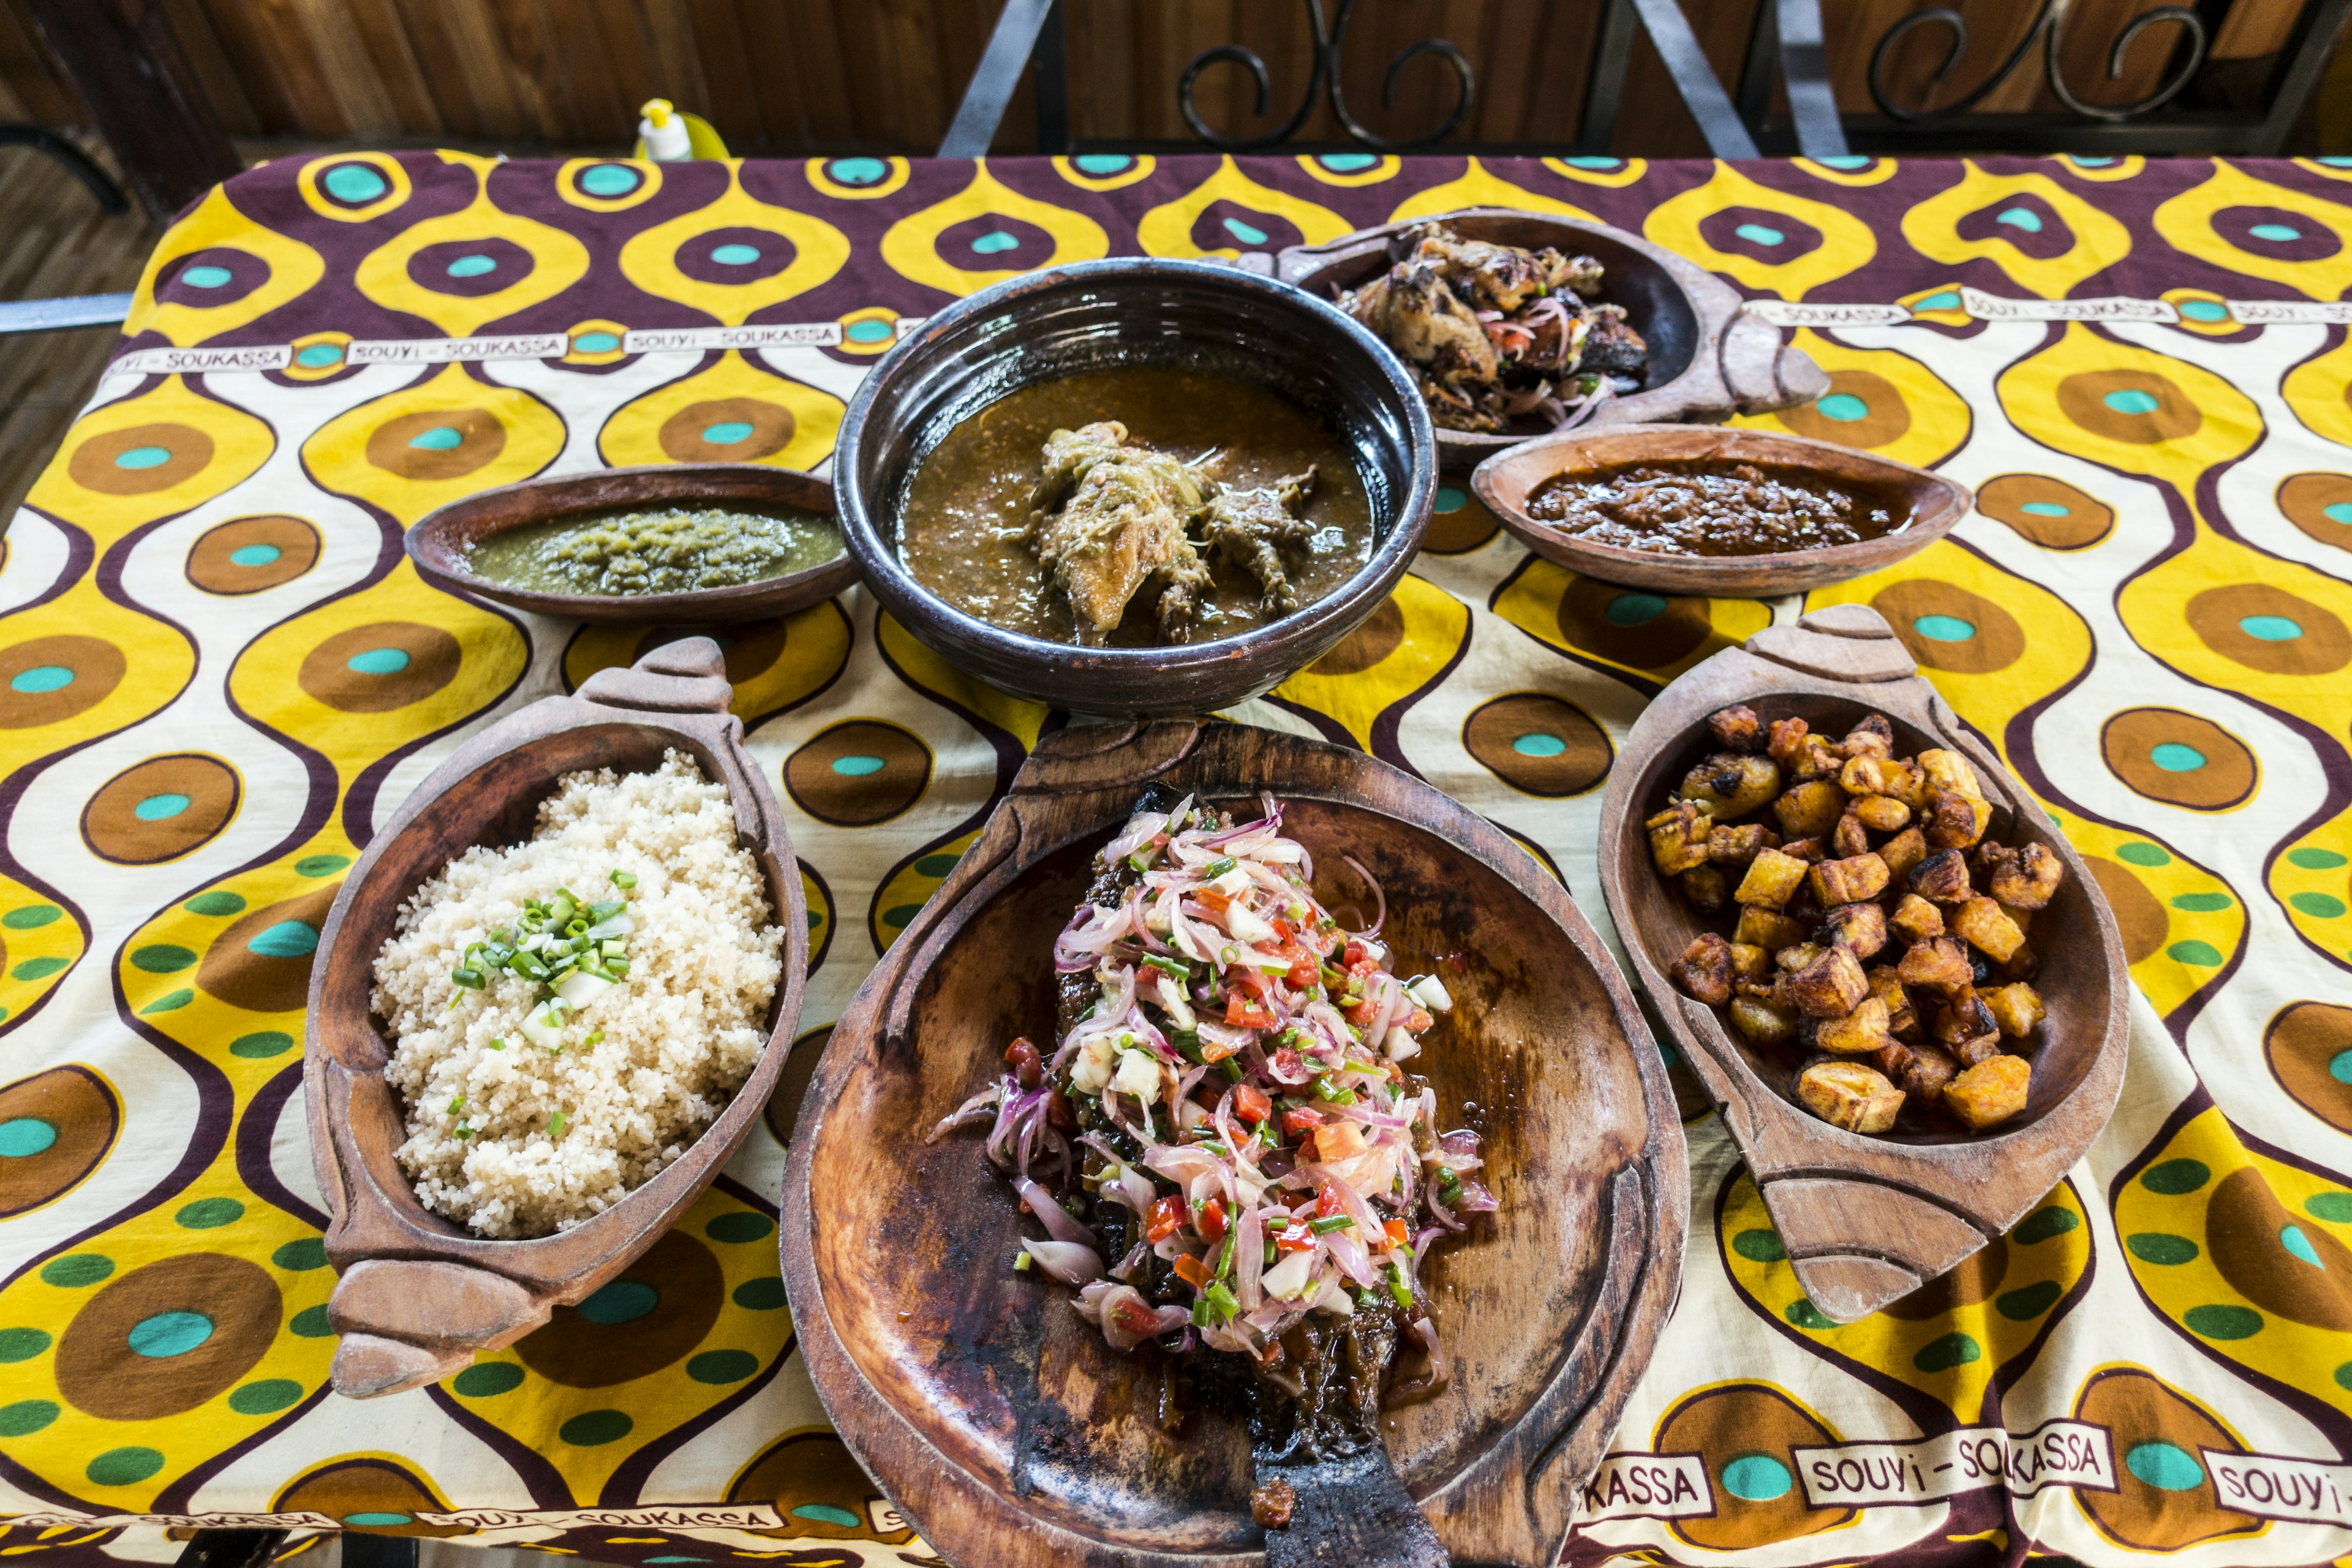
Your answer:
1340,856 -> 1385,938
1385,1315 -> 1452,1407
925,1082 -> 1002,1144
1074,1280 -> 1114,1321
1335,1099 -> 1413,1131
1196,1018 -> 1254,1055
1014,1176 -> 1095,1248
1103,810 -> 1170,863
1235,1205 -> 1265,1311
1020,1238 -> 1104,1286
1325,1226 -> 1376,1288
1454,1177 -> 1499,1215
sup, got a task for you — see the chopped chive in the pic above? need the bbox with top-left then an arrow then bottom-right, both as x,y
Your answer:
1309,1215 -> 1354,1234
1013,1250 -> 1033,1272
486,1037 -> 506,1051
584,1029 -> 605,1047
1143,953 -> 1192,979
448,1093 -> 466,1115
1221,1058 -> 1246,1084
1205,855 -> 1237,877
548,1110 -> 568,1139
609,869 -> 636,889
1203,1280 -> 1239,1320
1387,1261 -> 1412,1310
454,1122 -> 472,1139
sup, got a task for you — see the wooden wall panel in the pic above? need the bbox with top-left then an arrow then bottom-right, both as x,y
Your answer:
0,0 -> 2339,157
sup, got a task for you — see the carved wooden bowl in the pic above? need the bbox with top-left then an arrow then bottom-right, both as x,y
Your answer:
1471,424 -> 1973,597
779,720 -> 1687,1568
1597,606 -> 2127,1323
407,462 -> 858,624
304,640 -> 809,1396
1276,207 -> 1830,472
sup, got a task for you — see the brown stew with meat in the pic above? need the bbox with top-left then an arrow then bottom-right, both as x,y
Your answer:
897,367 -> 1374,647
1526,458 -> 1906,557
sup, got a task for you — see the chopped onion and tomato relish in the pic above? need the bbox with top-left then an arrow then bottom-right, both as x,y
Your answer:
930,792 -> 1495,1395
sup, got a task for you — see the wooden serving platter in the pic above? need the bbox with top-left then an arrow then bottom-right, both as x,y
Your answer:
304,639 -> 809,1396
1471,424 -> 1972,597
407,461 -> 858,624
1275,207 -> 1828,472
1597,606 -> 2128,1323
778,720 -> 1687,1568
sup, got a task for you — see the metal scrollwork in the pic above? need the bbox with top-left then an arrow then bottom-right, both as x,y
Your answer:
1868,0 -> 2207,124
1178,0 -> 1474,150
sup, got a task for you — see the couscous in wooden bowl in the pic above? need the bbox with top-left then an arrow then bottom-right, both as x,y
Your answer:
303,639 -> 808,1396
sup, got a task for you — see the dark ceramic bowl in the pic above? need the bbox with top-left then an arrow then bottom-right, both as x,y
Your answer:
833,257 -> 1437,717
408,463 -> 857,625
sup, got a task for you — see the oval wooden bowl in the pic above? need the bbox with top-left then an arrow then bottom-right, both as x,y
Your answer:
779,720 -> 1687,1568
1276,207 -> 1830,473
407,462 -> 858,624
303,639 -> 809,1397
834,257 -> 1436,718
1596,606 -> 2127,1324
1471,424 -> 1973,597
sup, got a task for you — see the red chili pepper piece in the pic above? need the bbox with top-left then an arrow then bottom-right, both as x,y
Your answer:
1195,1196 -> 1227,1242
1232,1084 -> 1272,1124
1146,1194 -> 1187,1244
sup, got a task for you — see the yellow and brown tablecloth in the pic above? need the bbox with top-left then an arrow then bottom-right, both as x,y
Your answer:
3,149 -> 2352,1567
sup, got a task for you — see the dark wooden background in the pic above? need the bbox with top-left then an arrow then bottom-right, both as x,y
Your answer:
0,0 -> 2342,159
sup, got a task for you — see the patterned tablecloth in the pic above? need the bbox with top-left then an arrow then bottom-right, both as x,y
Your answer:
2,148 -> 2351,1568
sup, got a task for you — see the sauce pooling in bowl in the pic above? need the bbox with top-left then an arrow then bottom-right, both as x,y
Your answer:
1526,458 -> 1904,557
897,367 -> 1374,646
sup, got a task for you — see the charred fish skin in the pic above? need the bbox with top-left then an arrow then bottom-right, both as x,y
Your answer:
1257,1446 -> 1449,1568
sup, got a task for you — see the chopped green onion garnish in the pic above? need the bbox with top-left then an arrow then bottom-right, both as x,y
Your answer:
610,869 -> 636,889
1190,1297 -> 1217,1327
454,1122 -> 471,1139
1203,1281 -> 1239,1321
584,1030 -> 604,1047
1205,855 -> 1237,878
1312,1079 -> 1357,1104
451,965 -> 484,990
486,1037 -> 506,1051
1310,1215 -> 1354,1234
1013,1250 -> 1033,1272
448,1094 -> 466,1115
1143,953 -> 1191,979
1387,1261 -> 1412,1310
1129,851 -> 1153,873
548,1110 -> 568,1139
1437,1170 -> 1462,1204
1221,1058 -> 1246,1084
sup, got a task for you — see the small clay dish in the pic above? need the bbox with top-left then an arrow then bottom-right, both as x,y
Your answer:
780,720 -> 1685,1568
407,462 -> 858,624
1277,207 -> 1829,473
304,639 -> 809,1397
1472,424 -> 1972,597
833,257 -> 1435,717
1597,606 -> 2127,1323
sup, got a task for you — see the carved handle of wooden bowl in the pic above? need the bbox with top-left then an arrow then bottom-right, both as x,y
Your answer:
1717,308 -> 1830,415
326,1257 -> 552,1396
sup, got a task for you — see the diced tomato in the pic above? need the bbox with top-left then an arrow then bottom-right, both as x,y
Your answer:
1195,1197 -> 1228,1242
1146,1195 -> 1187,1244
1197,1033 -> 1241,1064
1286,959 -> 1319,992
1271,916 -> 1293,941
1271,1046 -> 1305,1081
1043,1087 -> 1076,1131
1342,997 -> 1379,1027
1313,1122 -> 1368,1162
1233,968 -> 1273,999
1003,1036 -> 1042,1090
1314,1186 -> 1343,1220
1109,1298 -> 1162,1336
1233,1084 -> 1272,1124
1194,886 -> 1231,913
1281,1107 -> 1325,1137
1406,1009 -> 1433,1033
1226,995 -> 1276,1030
1171,1254 -> 1213,1289
1275,1227 -> 1316,1254
1383,1218 -> 1411,1250
1342,940 -> 1368,968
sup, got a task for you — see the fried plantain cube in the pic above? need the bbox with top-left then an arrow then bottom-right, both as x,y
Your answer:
1852,794 -> 1913,834
1951,895 -> 2026,962
1708,704 -> 1765,753
1988,841 -> 2065,910
1775,779 -> 1848,840
1874,1039 -> 1915,1081
1798,1060 -> 1906,1134
1778,836 -> 1825,864
1811,852 -> 1891,907
1877,759 -> 1930,809
1729,994 -> 1800,1045
1734,848 -> 1809,910
1727,943 -> 1770,983
1766,715 -> 1811,767
1682,863 -> 1730,914
1930,987 -> 1996,1049
1923,786 -> 1986,850
1920,747 -> 1985,801
1820,900 -> 1888,959
1898,935 -> 1974,993
1982,981 -> 2046,1038
1681,753 -> 1782,819
1832,812 -> 1871,859
1791,734 -> 1844,781
1866,965 -> 1921,1041
1785,885 -> 1825,927
1816,996 -> 1894,1055
1880,826 -> 1928,883
1841,714 -> 1895,760
1646,800 -> 1713,875
1784,943 -> 1871,1018
1899,1042 -> 1959,1104
1909,848 -> 1973,903
1890,893 -> 1945,943
1839,755 -> 1889,797
1735,905 -> 1807,952
2000,902 -> 2034,937
1776,941 -> 1825,973
1673,932 -> 1734,1005
1944,1054 -> 2030,1130
1708,823 -> 1779,867
1999,941 -> 2041,984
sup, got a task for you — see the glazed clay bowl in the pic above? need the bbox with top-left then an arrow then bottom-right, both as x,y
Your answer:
833,257 -> 1436,717
1471,423 -> 1973,597
408,462 -> 858,624
1278,207 -> 1830,473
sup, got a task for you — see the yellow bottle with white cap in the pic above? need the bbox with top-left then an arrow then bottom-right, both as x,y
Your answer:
633,97 -> 730,162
